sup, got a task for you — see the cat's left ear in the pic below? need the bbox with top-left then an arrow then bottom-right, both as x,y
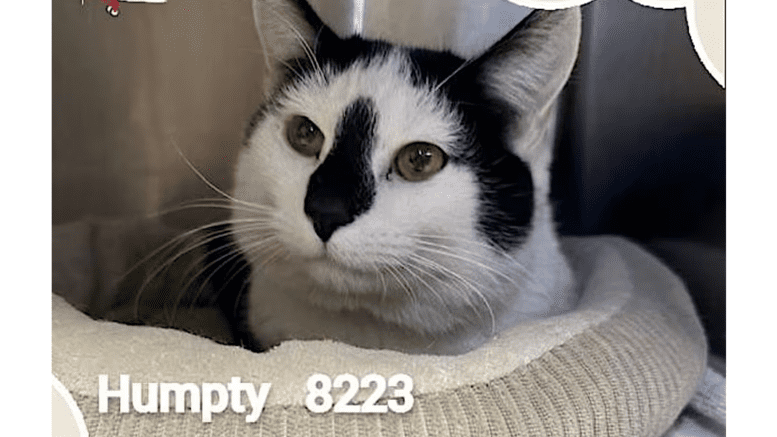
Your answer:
474,7 -> 581,162
252,0 -> 337,95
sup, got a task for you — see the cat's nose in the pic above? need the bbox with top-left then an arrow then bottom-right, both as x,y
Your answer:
304,194 -> 353,242
302,97 -> 377,242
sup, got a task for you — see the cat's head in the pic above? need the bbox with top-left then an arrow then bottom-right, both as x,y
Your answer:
232,0 -> 580,332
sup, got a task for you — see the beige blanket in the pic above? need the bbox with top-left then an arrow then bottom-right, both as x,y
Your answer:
53,218 -> 711,436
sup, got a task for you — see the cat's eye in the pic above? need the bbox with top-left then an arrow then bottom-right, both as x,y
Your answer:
394,142 -> 448,182
285,115 -> 324,157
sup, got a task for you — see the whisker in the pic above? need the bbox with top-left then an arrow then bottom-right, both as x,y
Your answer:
147,198 -> 274,218
117,217 -> 270,288
370,259 -> 389,303
130,220 -> 275,320
407,252 -> 496,335
407,231 -> 498,252
431,57 -> 474,93
131,228 -> 234,320
173,238 -> 264,323
414,241 -> 524,287
378,258 -> 417,306
398,257 -> 446,310
404,252 -> 476,309
192,229 -> 265,320
263,4 -> 325,81
408,232 -> 537,282
276,55 -> 315,84
236,236 -> 284,268
167,136 -> 267,211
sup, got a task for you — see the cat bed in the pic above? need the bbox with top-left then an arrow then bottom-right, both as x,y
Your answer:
52,235 -> 708,436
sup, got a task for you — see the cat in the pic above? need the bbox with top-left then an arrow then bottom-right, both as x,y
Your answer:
227,0 -> 582,355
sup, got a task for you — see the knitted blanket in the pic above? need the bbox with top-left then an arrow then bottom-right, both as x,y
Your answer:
52,218 -> 723,436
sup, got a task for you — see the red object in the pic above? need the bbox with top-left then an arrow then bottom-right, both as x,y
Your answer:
99,0 -> 121,16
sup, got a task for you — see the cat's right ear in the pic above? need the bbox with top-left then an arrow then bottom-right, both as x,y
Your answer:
472,8 -> 581,167
252,0 -> 333,95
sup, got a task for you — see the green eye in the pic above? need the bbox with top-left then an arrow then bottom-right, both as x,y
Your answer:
394,142 -> 448,181
285,115 -> 324,157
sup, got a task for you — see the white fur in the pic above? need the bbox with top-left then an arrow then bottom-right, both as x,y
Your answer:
230,2 -> 582,354
232,48 -> 575,355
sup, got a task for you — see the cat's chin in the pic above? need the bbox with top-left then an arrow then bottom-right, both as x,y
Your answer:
307,256 -> 370,275
284,250 -> 420,305
305,254 -> 388,289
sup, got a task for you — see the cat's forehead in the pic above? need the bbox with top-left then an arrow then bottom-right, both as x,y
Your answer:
277,48 -> 467,160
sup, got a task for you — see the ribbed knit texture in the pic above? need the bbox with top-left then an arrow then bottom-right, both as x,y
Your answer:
69,308 -> 704,436
54,236 -> 708,436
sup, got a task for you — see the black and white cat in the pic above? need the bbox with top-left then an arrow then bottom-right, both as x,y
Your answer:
229,0 -> 581,355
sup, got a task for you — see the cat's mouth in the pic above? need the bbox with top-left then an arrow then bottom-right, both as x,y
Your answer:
310,249 -> 389,275
298,254 -> 403,298
296,242 -> 415,286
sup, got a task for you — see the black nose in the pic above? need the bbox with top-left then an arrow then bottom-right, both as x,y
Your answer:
303,97 -> 377,242
304,192 -> 354,242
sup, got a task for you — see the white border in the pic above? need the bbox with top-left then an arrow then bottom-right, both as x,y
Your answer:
53,375 -> 89,437
508,0 -> 724,88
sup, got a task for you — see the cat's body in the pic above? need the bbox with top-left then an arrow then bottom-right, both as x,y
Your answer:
229,0 -> 581,355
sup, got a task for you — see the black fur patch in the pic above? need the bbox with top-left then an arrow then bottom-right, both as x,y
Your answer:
443,71 -> 535,251
405,48 -> 535,251
266,3 -> 535,251
317,34 -> 392,73
243,101 -> 271,147
304,97 -> 378,242
200,225 -> 263,351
